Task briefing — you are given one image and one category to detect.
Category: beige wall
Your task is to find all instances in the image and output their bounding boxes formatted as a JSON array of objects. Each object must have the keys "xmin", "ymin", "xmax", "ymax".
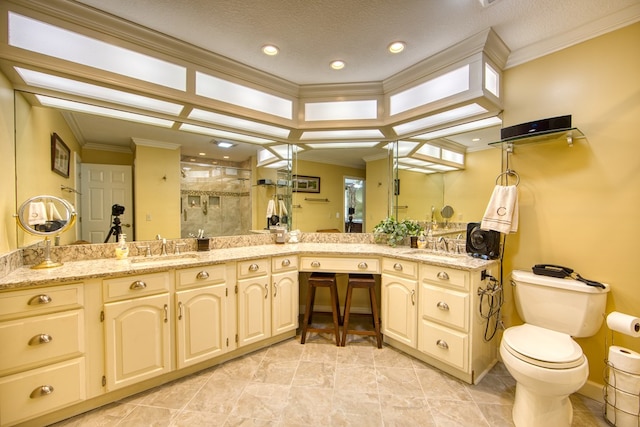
[
  {"xmin": 365, "ymin": 157, "xmax": 390, "ymax": 232},
  {"xmin": 133, "ymin": 144, "xmax": 181, "ymax": 240},
  {"xmin": 0, "ymin": 72, "xmax": 16, "ymax": 253},
  {"xmin": 500, "ymin": 22, "xmax": 640, "ymax": 385},
  {"xmin": 81, "ymin": 147, "xmax": 133, "ymax": 165}
]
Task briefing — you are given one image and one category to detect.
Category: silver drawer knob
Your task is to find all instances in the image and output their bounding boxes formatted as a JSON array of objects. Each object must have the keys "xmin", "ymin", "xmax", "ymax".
[
  {"xmin": 436, "ymin": 339, "xmax": 449, "ymax": 350},
  {"xmin": 30, "ymin": 385, "xmax": 54, "ymax": 398},
  {"xmin": 358, "ymin": 262, "xmax": 368, "ymax": 270},
  {"xmin": 28, "ymin": 294, "xmax": 52, "ymax": 305},
  {"xmin": 310, "ymin": 261, "xmax": 321, "ymax": 268},
  {"xmin": 436, "ymin": 271, "xmax": 450, "ymax": 280},
  {"xmin": 436, "ymin": 301, "xmax": 450, "ymax": 311},
  {"xmin": 393, "ymin": 263, "xmax": 403, "ymax": 271},
  {"xmin": 29, "ymin": 333, "xmax": 53, "ymax": 346},
  {"xmin": 196, "ymin": 270, "xmax": 210, "ymax": 280},
  {"xmin": 249, "ymin": 263, "xmax": 259, "ymax": 272},
  {"xmin": 130, "ymin": 280, "xmax": 147, "ymax": 290},
  {"xmin": 281, "ymin": 259, "xmax": 291, "ymax": 267}
]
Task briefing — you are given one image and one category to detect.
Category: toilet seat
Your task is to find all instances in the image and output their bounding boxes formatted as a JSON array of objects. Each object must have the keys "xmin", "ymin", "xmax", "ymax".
[{"xmin": 503, "ymin": 324, "xmax": 584, "ymax": 369}]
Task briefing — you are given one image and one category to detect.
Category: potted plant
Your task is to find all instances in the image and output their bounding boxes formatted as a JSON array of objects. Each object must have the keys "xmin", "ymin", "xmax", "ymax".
[
  {"xmin": 402, "ymin": 219, "xmax": 423, "ymax": 248},
  {"xmin": 373, "ymin": 217, "xmax": 422, "ymax": 247}
]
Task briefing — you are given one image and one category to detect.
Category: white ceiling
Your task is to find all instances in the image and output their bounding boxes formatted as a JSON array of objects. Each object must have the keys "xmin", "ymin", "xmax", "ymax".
[{"xmin": 24, "ymin": 0, "xmax": 640, "ymax": 168}]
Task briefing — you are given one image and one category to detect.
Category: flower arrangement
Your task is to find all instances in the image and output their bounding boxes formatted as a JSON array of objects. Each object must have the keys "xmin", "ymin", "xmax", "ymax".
[{"xmin": 373, "ymin": 217, "xmax": 423, "ymax": 247}]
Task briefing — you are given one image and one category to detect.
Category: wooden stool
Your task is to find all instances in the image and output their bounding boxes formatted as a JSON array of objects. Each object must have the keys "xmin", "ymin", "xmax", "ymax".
[
  {"xmin": 341, "ymin": 274, "xmax": 382, "ymax": 348},
  {"xmin": 300, "ymin": 272, "xmax": 341, "ymax": 346}
]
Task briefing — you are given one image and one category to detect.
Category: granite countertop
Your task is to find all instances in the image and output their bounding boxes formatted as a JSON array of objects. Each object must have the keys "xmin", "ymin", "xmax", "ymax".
[{"xmin": 0, "ymin": 243, "xmax": 496, "ymax": 291}]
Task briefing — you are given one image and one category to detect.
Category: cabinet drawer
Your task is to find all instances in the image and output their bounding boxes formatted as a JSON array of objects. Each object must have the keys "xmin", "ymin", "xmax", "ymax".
[
  {"xmin": 419, "ymin": 320, "xmax": 468, "ymax": 371},
  {"xmin": 176, "ymin": 264, "xmax": 226, "ymax": 288},
  {"xmin": 300, "ymin": 256, "xmax": 379, "ymax": 273},
  {"xmin": 0, "ymin": 309, "xmax": 84, "ymax": 375},
  {"xmin": 382, "ymin": 258, "xmax": 418, "ymax": 279},
  {"xmin": 103, "ymin": 272, "xmax": 170, "ymax": 302},
  {"xmin": 420, "ymin": 284, "xmax": 468, "ymax": 331},
  {"xmin": 237, "ymin": 258, "xmax": 269, "ymax": 279},
  {"xmin": 0, "ymin": 284, "xmax": 83, "ymax": 320},
  {"xmin": 272, "ymin": 255, "xmax": 298, "ymax": 273},
  {"xmin": 0, "ymin": 357, "xmax": 85, "ymax": 426},
  {"xmin": 420, "ymin": 265, "xmax": 468, "ymax": 290}
]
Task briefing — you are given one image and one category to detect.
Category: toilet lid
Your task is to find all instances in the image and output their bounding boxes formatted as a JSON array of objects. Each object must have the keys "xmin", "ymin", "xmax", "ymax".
[{"xmin": 503, "ymin": 324, "xmax": 584, "ymax": 369}]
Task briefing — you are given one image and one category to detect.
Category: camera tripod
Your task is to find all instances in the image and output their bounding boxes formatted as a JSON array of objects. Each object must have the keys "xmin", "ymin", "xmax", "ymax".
[{"xmin": 104, "ymin": 215, "xmax": 123, "ymax": 243}]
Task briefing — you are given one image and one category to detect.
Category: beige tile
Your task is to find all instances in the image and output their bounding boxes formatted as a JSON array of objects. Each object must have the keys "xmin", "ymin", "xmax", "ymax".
[
  {"xmin": 170, "ymin": 409, "xmax": 228, "ymax": 426},
  {"xmin": 185, "ymin": 378, "xmax": 248, "ymax": 414},
  {"xmin": 380, "ymin": 394, "xmax": 435, "ymax": 427},
  {"xmin": 329, "ymin": 410, "xmax": 384, "ymax": 426},
  {"xmin": 466, "ymin": 374, "xmax": 515, "ymax": 405},
  {"xmin": 223, "ymin": 416, "xmax": 281, "ymax": 426},
  {"xmin": 415, "ymin": 365, "xmax": 473, "ymax": 401},
  {"xmin": 336, "ymin": 344, "xmax": 376, "ymax": 365},
  {"xmin": 332, "ymin": 389, "xmax": 381, "ymax": 416},
  {"xmin": 475, "ymin": 403, "xmax": 515, "ymax": 427},
  {"xmin": 376, "ymin": 367, "xmax": 423, "ymax": 397},
  {"xmin": 118, "ymin": 405, "xmax": 178, "ymax": 427},
  {"xmin": 373, "ymin": 346, "xmax": 415, "ymax": 368},
  {"xmin": 139, "ymin": 378, "xmax": 202, "ymax": 410},
  {"xmin": 428, "ymin": 399, "xmax": 491, "ymax": 427},
  {"xmin": 571, "ymin": 409, "xmax": 610, "ymax": 427},
  {"xmin": 50, "ymin": 402, "xmax": 136, "ymax": 426},
  {"xmin": 292, "ymin": 360, "xmax": 336, "ymax": 388},
  {"xmin": 229, "ymin": 383, "xmax": 290, "ymax": 421},
  {"xmin": 280, "ymin": 386, "xmax": 334, "ymax": 426},
  {"xmin": 264, "ymin": 339, "xmax": 305, "ymax": 361},
  {"xmin": 213, "ymin": 352, "xmax": 267, "ymax": 381},
  {"xmin": 253, "ymin": 358, "xmax": 299, "ymax": 385},
  {"xmin": 335, "ymin": 364, "xmax": 378, "ymax": 394},
  {"xmin": 301, "ymin": 341, "xmax": 339, "ymax": 362}
]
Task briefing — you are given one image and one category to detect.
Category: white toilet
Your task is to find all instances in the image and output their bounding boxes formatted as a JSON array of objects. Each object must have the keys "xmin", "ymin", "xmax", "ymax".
[{"xmin": 500, "ymin": 270, "xmax": 609, "ymax": 427}]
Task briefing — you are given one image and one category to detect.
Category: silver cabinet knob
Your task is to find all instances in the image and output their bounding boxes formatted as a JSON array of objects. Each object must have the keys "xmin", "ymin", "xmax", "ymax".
[
  {"xmin": 393, "ymin": 263, "xmax": 403, "ymax": 271},
  {"xmin": 249, "ymin": 263, "xmax": 259, "ymax": 272},
  {"xmin": 130, "ymin": 280, "xmax": 147, "ymax": 290},
  {"xmin": 28, "ymin": 294, "xmax": 52, "ymax": 305},
  {"xmin": 358, "ymin": 262, "xmax": 368, "ymax": 270},
  {"xmin": 436, "ymin": 301, "xmax": 450, "ymax": 311},
  {"xmin": 310, "ymin": 261, "xmax": 321, "ymax": 268},
  {"xmin": 436, "ymin": 271, "xmax": 450, "ymax": 280},
  {"xmin": 281, "ymin": 258, "xmax": 291, "ymax": 267},
  {"xmin": 28, "ymin": 334, "xmax": 53, "ymax": 346},
  {"xmin": 196, "ymin": 270, "xmax": 209, "ymax": 280},
  {"xmin": 436, "ymin": 339, "xmax": 449, "ymax": 350},
  {"xmin": 30, "ymin": 385, "xmax": 54, "ymax": 398}
]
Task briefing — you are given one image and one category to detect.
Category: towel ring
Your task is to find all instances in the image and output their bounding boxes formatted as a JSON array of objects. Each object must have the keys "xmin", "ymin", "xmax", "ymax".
[{"xmin": 495, "ymin": 169, "xmax": 520, "ymax": 186}]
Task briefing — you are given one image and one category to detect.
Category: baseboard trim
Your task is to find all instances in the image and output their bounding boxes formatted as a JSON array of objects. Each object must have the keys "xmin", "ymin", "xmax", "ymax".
[{"xmin": 579, "ymin": 379, "xmax": 605, "ymax": 403}]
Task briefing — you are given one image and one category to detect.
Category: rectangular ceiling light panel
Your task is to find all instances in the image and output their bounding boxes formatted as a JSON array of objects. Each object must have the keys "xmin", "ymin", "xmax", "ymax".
[
  {"xmin": 195, "ymin": 72, "xmax": 292, "ymax": 120},
  {"xmin": 299, "ymin": 129, "xmax": 384, "ymax": 140},
  {"xmin": 9, "ymin": 13, "xmax": 186, "ymax": 90},
  {"xmin": 179, "ymin": 123, "xmax": 274, "ymax": 144},
  {"xmin": 441, "ymin": 149, "xmax": 465, "ymax": 164},
  {"xmin": 36, "ymin": 95, "xmax": 174, "ymax": 127},
  {"xmin": 484, "ymin": 63, "xmax": 499, "ymax": 97},
  {"xmin": 393, "ymin": 103, "xmax": 488, "ymax": 136},
  {"xmin": 305, "ymin": 100, "xmax": 377, "ymax": 121},
  {"xmin": 414, "ymin": 116, "xmax": 502, "ymax": 140},
  {"xmin": 390, "ymin": 65, "xmax": 470, "ymax": 116},
  {"xmin": 304, "ymin": 141, "xmax": 380, "ymax": 149},
  {"xmin": 189, "ymin": 108, "xmax": 290, "ymax": 138},
  {"xmin": 16, "ymin": 68, "xmax": 183, "ymax": 115}
]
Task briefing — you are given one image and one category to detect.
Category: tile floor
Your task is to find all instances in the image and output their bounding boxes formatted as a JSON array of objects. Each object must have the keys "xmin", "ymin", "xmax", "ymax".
[{"xmin": 51, "ymin": 324, "xmax": 609, "ymax": 426}]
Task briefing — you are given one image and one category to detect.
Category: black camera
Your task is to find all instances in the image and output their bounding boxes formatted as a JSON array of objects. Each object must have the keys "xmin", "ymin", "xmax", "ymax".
[{"xmin": 111, "ymin": 204, "xmax": 125, "ymax": 216}]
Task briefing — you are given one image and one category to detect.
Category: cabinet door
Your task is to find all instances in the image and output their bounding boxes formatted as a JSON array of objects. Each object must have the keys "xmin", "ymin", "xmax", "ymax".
[
  {"xmin": 175, "ymin": 285, "xmax": 227, "ymax": 369},
  {"xmin": 381, "ymin": 274, "xmax": 417, "ymax": 348},
  {"xmin": 237, "ymin": 277, "xmax": 271, "ymax": 347},
  {"xmin": 103, "ymin": 293, "xmax": 171, "ymax": 391},
  {"xmin": 272, "ymin": 270, "xmax": 299, "ymax": 335}
]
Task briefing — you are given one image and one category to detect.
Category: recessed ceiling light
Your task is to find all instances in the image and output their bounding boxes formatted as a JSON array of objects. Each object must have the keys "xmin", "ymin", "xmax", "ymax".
[
  {"xmin": 330, "ymin": 60, "xmax": 345, "ymax": 70},
  {"xmin": 216, "ymin": 141, "xmax": 234, "ymax": 148},
  {"xmin": 262, "ymin": 45, "xmax": 279, "ymax": 56},
  {"xmin": 198, "ymin": 152, "xmax": 206, "ymax": 156},
  {"xmin": 472, "ymin": 137, "xmax": 481, "ymax": 142},
  {"xmin": 388, "ymin": 41, "xmax": 406, "ymax": 54},
  {"xmin": 223, "ymin": 155, "xmax": 230, "ymax": 159}
]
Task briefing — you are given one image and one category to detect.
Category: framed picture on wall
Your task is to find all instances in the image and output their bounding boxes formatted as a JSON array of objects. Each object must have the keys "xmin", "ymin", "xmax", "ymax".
[
  {"xmin": 51, "ymin": 133, "xmax": 70, "ymax": 178},
  {"xmin": 292, "ymin": 175, "xmax": 320, "ymax": 193}
]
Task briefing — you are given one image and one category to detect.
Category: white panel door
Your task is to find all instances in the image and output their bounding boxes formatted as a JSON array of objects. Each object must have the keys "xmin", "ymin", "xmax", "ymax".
[{"xmin": 80, "ymin": 164, "xmax": 132, "ymax": 243}]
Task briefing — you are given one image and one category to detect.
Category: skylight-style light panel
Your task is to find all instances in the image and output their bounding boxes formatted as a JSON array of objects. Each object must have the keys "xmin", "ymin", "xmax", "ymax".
[
  {"xmin": 36, "ymin": 95, "xmax": 175, "ymax": 127},
  {"xmin": 442, "ymin": 149, "xmax": 465, "ymax": 164},
  {"xmin": 180, "ymin": 123, "xmax": 274, "ymax": 144},
  {"xmin": 304, "ymin": 141, "xmax": 380, "ymax": 149},
  {"xmin": 427, "ymin": 164, "xmax": 459, "ymax": 171},
  {"xmin": 189, "ymin": 108, "xmax": 290, "ymax": 138},
  {"xmin": 413, "ymin": 116, "xmax": 502, "ymax": 140},
  {"xmin": 382, "ymin": 141, "xmax": 419, "ymax": 156},
  {"xmin": 390, "ymin": 65, "xmax": 470, "ymax": 116},
  {"xmin": 16, "ymin": 68, "xmax": 184, "ymax": 116},
  {"xmin": 195, "ymin": 72, "xmax": 292, "ymax": 120},
  {"xmin": 408, "ymin": 168, "xmax": 438, "ymax": 174},
  {"xmin": 305, "ymin": 100, "xmax": 377, "ymax": 121},
  {"xmin": 416, "ymin": 143, "xmax": 441, "ymax": 158},
  {"xmin": 299, "ymin": 129, "xmax": 384, "ymax": 140},
  {"xmin": 398, "ymin": 157, "xmax": 436, "ymax": 167},
  {"xmin": 393, "ymin": 104, "xmax": 488, "ymax": 136},
  {"xmin": 9, "ymin": 13, "xmax": 186, "ymax": 90}
]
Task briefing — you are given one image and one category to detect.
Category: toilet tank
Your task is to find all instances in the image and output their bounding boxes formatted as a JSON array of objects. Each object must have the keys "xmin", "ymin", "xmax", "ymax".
[{"xmin": 512, "ymin": 270, "xmax": 610, "ymax": 337}]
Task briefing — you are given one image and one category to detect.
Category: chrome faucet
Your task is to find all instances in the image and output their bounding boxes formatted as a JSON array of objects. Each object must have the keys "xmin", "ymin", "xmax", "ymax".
[
  {"xmin": 437, "ymin": 236, "xmax": 450, "ymax": 252},
  {"xmin": 161, "ymin": 238, "xmax": 168, "ymax": 256},
  {"xmin": 136, "ymin": 244, "xmax": 151, "ymax": 257}
]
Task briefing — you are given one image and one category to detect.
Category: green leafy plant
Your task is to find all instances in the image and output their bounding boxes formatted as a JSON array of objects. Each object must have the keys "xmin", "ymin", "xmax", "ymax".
[{"xmin": 373, "ymin": 217, "xmax": 423, "ymax": 246}]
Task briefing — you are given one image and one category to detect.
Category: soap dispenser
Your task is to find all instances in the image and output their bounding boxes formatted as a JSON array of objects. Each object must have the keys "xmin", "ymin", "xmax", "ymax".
[
  {"xmin": 417, "ymin": 231, "xmax": 427, "ymax": 249},
  {"xmin": 115, "ymin": 234, "xmax": 129, "ymax": 259}
]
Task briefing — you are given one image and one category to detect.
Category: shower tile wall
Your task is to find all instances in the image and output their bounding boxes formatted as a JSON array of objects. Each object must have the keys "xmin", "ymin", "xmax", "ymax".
[{"xmin": 181, "ymin": 164, "xmax": 251, "ymax": 238}]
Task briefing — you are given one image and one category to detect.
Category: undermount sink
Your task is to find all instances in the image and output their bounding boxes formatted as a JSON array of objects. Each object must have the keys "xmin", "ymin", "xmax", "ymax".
[{"xmin": 129, "ymin": 253, "xmax": 200, "ymax": 265}]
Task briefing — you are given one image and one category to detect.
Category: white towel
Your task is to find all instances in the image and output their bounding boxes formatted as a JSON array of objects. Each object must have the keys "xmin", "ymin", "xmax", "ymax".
[
  {"xmin": 28, "ymin": 201, "xmax": 48, "ymax": 226},
  {"xmin": 481, "ymin": 185, "xmax": 519, "ymax": 234},
  {"xmin": 266, "ymin": 199, "xmax": 275, "ymax": 218},
  {"xmin": 47, "ymin": 202, "xmax": 63, "ymax": 220},
  {"xmin": 278, "ymin": 199, "xmax": 288, "ymax": 216}
]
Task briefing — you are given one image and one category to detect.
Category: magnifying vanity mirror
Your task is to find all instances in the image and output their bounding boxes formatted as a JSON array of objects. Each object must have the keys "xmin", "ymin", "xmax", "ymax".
[{"xmin": 16, "ymin": 195, "xmax": 77, "ymax": 268}]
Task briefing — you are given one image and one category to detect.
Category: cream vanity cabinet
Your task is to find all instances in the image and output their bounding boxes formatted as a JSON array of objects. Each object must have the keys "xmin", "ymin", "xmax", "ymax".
[
  {"xmin": 381, "ymin": 258, "xmax": 418, "ymax": 347},
  {"xmin": 271, "ymin": 255, "xmax": 299, "ymax": 335},
  {"xmin": 0, "ymin": 283, "xmax": 86, "ymax": 426},
  {"xmin": 102, "ymin": 272, "xmax": 171, "ymax": 391},
  {"xmin": 417, "ymin": 264, "xmax": 496, "ymax": 384},
  {"xmin": 175, "ymin": 263, "xmax": 234, "ymax": 369},
  {"xmin": 237, "ymin": 258, "xmax": 272, "ymax": 347}
]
